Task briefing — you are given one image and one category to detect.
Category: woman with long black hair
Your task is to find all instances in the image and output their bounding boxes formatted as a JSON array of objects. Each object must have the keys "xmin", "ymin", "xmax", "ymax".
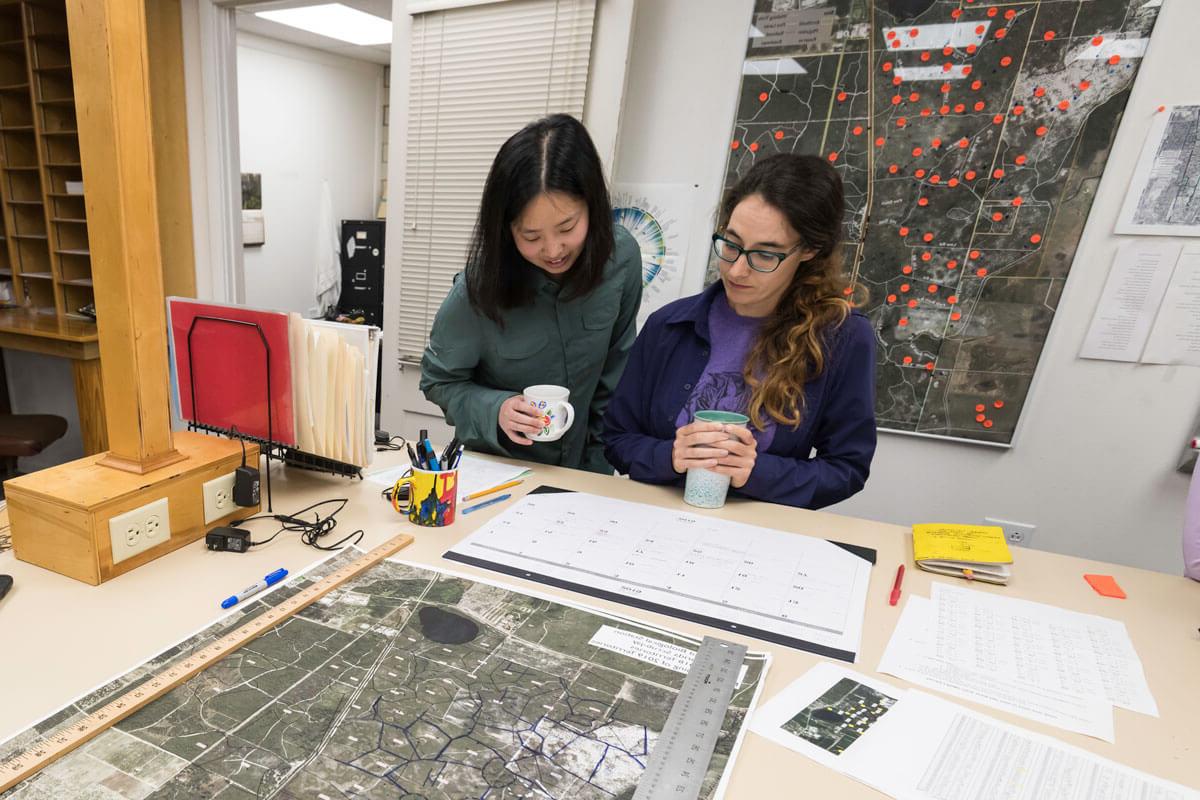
[{"xmin": 420, "ymin": 114, "xmax": 642, "ymax": 473}]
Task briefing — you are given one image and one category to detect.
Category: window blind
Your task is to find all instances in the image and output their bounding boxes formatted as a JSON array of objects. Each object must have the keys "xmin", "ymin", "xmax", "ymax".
[{"xmin": 396, "ymin": 0, "xmax": 596, "ymax": 361}]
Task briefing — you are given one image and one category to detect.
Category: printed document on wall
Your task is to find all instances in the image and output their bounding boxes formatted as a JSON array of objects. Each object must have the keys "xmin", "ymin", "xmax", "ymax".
[
  {"xmin": 1142, "ymin": 243, "xmax": 1200, "ymax": 365},
  {"xmin": 1116, "ymin": 105, "xmax": 1200, "ymax": 236},
  {"xmin": 1080, "ymin": 240, "xmax": 1180, "ymax": 361}
]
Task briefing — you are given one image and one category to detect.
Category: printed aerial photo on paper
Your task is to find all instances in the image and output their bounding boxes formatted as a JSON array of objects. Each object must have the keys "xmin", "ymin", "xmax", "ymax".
[
  {"xmin": 725, "ymin": 0, "xmax": 1161, "ymax": 444},
  {"xmin": 781, "ymin": 677, "xmax": 898, "ymax": 755},
  {"xmin": 1, "ymin": 553, "xmax": 766, "ymax": 799}
]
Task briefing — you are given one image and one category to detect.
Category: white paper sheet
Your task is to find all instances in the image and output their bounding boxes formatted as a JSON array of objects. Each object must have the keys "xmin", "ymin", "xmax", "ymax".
[
  {"xmin": 930, "ymin": 584, "xmax": 1157, "ymax": 716},
  {"xmin": 1116, "ymin": 105, "xmax": 1200, "ymax": 236},
  {"xmin": 1080, "ymin": 240, "xmax": 1181, "ymax": 362},
  {"xmin": 877, "ymin": 596, "xmax": 1114, "ymax": 741},
  {"xmin": 365, "ymin": 454, "xmax": 531, "ymax": 500},
  {"xmin": 750, "ymin": 665, "xmax": 1198, "ymax": 800},
  {"xmin": 1143, "ymin": 243, "xmax": 1200, "ymax": 365},
  {"xmin": 845, "ymin": 691, "xmax": 1198, "ymax": 800},
  {"xmin": 749, "ymin": 661, "xmax": 903, "ymax": 770},
  {"xmin": 445, "ymin": 490, "xmax": 874, "ymax": 660}
]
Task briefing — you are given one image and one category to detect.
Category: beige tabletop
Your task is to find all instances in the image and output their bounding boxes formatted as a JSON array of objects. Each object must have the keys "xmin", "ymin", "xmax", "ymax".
[{"xmin": 1, "ymin": 452, "xmax": 1198, "ymax": 796}]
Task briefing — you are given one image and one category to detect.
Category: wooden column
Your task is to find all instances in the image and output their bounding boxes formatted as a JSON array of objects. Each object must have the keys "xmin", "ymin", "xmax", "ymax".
[
  {"xmin": 70, "ymin": 358, "xmax": 108, "ymax": 454},
  {"xmin": 65, "ymin": 0, "xmax": 183, "ymax": 473},
  {"xmin": 145, "ymin": 0, "xmax": 197, "ymax": 300}
]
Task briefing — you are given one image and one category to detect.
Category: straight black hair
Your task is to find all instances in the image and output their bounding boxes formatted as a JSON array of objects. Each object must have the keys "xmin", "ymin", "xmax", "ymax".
[{"xmin": 465, "ymin": 114, "xmax": 614, "ymax": 323}]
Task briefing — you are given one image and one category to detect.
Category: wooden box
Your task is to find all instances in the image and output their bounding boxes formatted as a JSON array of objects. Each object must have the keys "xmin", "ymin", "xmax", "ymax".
[{"xmin": 5, "ymin": 431, "xmax": 261, "ymax": 585}]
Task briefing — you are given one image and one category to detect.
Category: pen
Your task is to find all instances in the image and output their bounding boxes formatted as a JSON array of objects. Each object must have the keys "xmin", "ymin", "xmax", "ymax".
[
  {"xmin": 220, "ymin": 568, "xmax": 288, "ymax": 609},
  {"xmin": 462, "ymin": 493, "xmax": 512, "ymax": 515},
  {"xmin": 450, "ymin": 444, "xmax": 465, "ymax": 469},
  {"xmin": 407, "ymin": 442, "xmax": 421, "ymax": 468},
  {"xmin": 889, "ymin": 564, "xmax": 905, "ymax": 606},
  {"xmin": 441, "ymin": 436, "xmax": 460, "ymax": 467},
  {"xmin": 463, "ymin": 479, "xmax": 523, "ymax": 502}
]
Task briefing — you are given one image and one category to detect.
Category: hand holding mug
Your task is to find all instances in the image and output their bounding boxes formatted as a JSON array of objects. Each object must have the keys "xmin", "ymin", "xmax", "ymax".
[
  {"xmin": 671, "ymin": 421, "xmax": 732, "ymax": 473},
  {"xmin": 710, "ymin": 425, "xmax": 757, "ymax": 489},
  {"xmin": 522, "ymin": 385, "xmax": 575, "ymax": 442},
  {"xmin": 499, "ymin": 394, "xmax": 542, "ymax": 446}
]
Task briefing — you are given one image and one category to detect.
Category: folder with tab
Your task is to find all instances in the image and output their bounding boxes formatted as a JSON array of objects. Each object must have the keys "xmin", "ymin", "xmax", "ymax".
[{"xmin": 912, "ymin": 523, "xmax": 1013, "ymax": 584}]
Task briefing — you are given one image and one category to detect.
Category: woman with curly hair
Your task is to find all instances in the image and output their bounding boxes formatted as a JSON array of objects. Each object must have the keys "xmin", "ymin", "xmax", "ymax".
[{"xmin": 602, "ymin": 153, "xmax": 876, "ymax": 508}]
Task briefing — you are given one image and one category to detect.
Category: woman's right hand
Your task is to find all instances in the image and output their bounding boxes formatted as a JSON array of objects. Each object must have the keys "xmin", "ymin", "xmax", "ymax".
[
  {"xmin": 671, "ymin": 421, "xmax": 731, "ymax": 473},
  {"xmin": 499, "ymin": 394, "xmax": 544, "ymax": 446}
]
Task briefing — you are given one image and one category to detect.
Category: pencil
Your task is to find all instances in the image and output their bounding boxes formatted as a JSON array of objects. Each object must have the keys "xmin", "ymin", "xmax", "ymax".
[
  {"xmin": 462, "ymin": 493, "xmax": 512, "ymax": 515},
  {"xmin": 462, "ymin": 479, "xmax": 524, "ymax": 502}
]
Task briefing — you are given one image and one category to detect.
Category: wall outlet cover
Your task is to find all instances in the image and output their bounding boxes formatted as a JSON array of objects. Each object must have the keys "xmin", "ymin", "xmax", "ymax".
[
  {"xmin": 109, "ymin": 497, "xmax": 171, "ymax": 564},
  {"xmin": 985, "ymin": 517, "xmax": 1037, "ymax": 547}
]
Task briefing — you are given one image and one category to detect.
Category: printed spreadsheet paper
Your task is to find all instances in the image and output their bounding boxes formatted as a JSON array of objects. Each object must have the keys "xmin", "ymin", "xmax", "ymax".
[
  {"xmin": 444, "ymin": 490, "xmax": 874, "ymax": 661},
  {"xmin": 750, "ymin": 665, "xmax": 1198, "ymax": 800},
  {"xmin": 926, "ymin": 584, "xmax": 1157, "ymax": 716},
  {"xmin": 878, "ymin": 596, "xmax": 1114, "ymax": 741}
]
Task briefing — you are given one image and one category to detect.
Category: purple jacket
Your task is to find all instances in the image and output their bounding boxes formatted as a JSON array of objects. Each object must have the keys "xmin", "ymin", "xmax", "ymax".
[
  {"xmin": 602, "ymin": 282, "xmax": 877, "ymax": 509},
  {"xmin": 1186, "ymin": 456, "xmax": 1200, "ymax": 580}
]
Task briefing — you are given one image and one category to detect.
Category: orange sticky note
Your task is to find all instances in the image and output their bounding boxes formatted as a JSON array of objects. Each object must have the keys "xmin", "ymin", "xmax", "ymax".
[{"xmin": 1084, "ymin": 574, "xmax": 1126, "ymax": 599}]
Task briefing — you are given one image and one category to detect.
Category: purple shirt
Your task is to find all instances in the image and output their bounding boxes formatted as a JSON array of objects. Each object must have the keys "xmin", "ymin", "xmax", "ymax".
[{"xmin": 675, "ymin": 293, "xmax": 776, "ymax": 450}]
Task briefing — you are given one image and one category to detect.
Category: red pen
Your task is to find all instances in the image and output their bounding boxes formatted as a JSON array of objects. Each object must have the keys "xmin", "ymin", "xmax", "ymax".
[{"xmin": 889, "ymin": 564, "xmax": 905, "ymax": 606}]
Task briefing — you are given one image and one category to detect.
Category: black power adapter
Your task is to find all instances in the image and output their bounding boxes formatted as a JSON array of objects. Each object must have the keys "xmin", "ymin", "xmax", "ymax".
[
  {"xmin": 229, "ymin": 427, "xmax": 260, "ymax": 508},
  {"xmin": 234, "ymin": 465, "xmax": 260, "ymax": 507},
  {"xmin": 206, "ymin": 527, "xmax": 250, "ymax": 553}
]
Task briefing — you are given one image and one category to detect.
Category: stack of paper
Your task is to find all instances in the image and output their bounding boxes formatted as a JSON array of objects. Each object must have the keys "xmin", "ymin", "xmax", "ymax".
[
  {"xmin": 288, "ymin": 314, "xmax": 379, "ymax": 468},
  {"xmin": 877, "ymin": 584, "xmax": 1157, "ymax": 741},
  {"xmin": 751, "ymin": 663, "xmax": 1197, "ymax": 800}
]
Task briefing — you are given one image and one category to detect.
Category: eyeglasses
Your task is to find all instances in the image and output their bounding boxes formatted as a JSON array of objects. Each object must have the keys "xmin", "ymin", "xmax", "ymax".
[{"xmin": 711, "ymin": 233, "xmax": 804, "ymax": 274}]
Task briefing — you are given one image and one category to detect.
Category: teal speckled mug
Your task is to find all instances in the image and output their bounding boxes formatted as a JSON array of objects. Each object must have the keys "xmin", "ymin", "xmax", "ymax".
[{"xmin": 683, "ymin": 410, "xmax": 750, "ymax": 509}]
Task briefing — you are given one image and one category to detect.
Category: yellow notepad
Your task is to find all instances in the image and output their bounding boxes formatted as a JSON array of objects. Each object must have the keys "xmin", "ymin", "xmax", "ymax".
[{"xmin": 912, "ymin": 524, "xmax": 1013, "ymax": 584}]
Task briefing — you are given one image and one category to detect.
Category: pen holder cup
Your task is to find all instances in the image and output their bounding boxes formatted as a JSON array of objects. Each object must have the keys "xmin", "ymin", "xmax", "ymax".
[{"xmin": 392, "ymin": 467, "xmax": 459, "ymax": 527}]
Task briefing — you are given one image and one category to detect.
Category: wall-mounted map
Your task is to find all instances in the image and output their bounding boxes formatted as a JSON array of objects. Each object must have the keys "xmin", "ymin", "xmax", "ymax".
[{"xmin": 723, "ymin": 0, "xmax": 1160, "ymax": 445}]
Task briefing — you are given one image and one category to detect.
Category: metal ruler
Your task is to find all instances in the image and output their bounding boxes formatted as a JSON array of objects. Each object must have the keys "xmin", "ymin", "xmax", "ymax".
[
  {"xmin": 634, "ymin": 636, "xmax": 748, "ymax": 800},
  {"xmin": 0, "ymin": 533, "xmax": 414, "ymax": 793}
]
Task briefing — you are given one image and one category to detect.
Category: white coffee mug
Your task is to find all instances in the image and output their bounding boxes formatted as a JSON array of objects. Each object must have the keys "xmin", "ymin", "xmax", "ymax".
[{"xmin": 523, "ymin": 384, "xmax": 575, "ymax": 442}]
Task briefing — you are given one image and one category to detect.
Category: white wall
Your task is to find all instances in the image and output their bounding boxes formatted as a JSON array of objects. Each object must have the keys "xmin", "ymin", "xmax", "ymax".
[
  {"xmin": 237, "ymin": 32, "xmax": 384, "ymax": 316},
  {"xmin": 614, "ymin": 0, "xmax": 1199, "ymax": 575}
]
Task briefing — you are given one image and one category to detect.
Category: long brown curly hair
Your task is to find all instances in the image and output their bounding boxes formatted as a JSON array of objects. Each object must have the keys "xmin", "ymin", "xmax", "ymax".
[{"xmin": 718, "ymin": 154, "xmax": 851, "ymax": 431}]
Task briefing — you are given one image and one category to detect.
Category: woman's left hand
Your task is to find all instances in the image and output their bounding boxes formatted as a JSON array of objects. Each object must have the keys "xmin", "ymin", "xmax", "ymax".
[{"xmin": 712, "ymin": 425, "xmax": 758, "ymax": 489}]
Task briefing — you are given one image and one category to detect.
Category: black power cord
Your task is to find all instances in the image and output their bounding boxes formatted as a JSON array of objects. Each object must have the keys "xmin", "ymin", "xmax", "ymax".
[{"xmin": 231, "ymin": 498, "xmax": 363, "ymax": 551}]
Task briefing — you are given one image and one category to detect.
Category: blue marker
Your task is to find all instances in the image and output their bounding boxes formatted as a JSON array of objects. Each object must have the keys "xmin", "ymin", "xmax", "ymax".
[
  {"xmin": 220, "ymin": 568, "xmax": 288, "ymax": 609},
  {"xmin": 462, "ymin": 493, "xmax": 512, "ymax": 515},
  {"xmin": 422, "ymin": 436, "xmax": 441, "ymax": 470}
]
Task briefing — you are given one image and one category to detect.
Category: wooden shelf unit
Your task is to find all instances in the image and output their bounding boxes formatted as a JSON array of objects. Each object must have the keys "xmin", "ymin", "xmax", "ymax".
[{"xmin": 0, "ymin": 0, "xmax": 90, "ymax": 321}]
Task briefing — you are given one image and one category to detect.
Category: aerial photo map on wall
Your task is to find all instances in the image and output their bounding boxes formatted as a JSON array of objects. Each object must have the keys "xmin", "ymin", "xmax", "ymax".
[{"xmin": 724, "ymin": 0, "xmax": 1161, "ymax": 444}]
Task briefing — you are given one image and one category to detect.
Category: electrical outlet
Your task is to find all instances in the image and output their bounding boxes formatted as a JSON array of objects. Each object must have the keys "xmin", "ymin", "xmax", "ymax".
[
  {"xmin": 109, "ymin": 498, "xmax": 171, "ymax": 564},
  {"xmin": 985, "ymin": 517, "xmax": 1037, "ymax": 547},
  {"xmin": 203, "ymin": 472, "xmax": 238, "ymax": 524}
]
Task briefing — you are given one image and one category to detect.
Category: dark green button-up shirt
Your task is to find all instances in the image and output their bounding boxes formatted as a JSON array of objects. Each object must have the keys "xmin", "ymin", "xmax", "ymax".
[{"xmin": 419, "ymin": 224, "xmax": 643, "ymax": 473}]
